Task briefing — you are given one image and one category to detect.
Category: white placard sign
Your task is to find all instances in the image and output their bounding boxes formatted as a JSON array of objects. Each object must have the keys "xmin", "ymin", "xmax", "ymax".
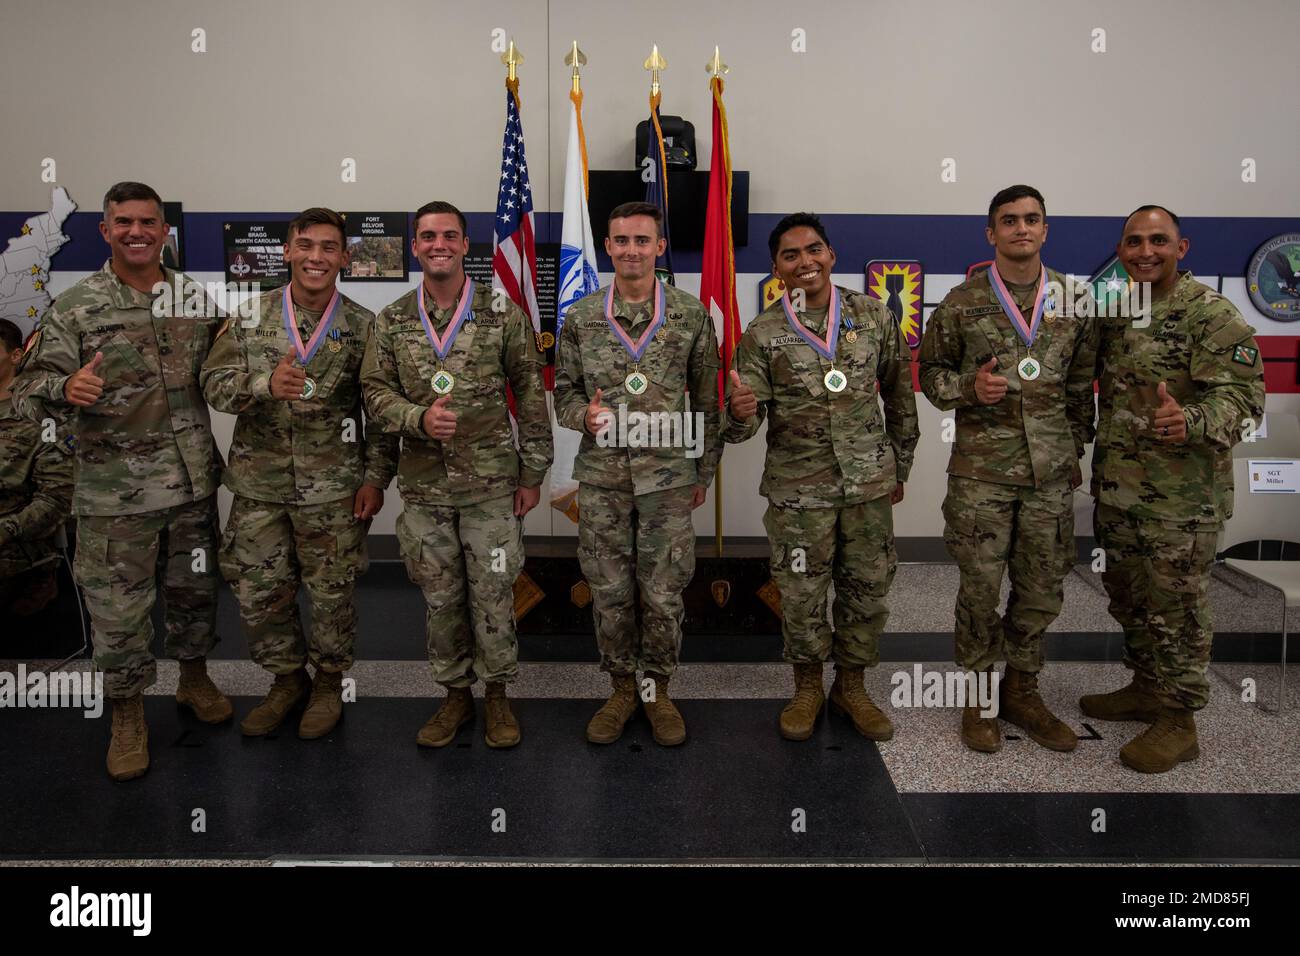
[{"xmin": 1247, "ymin": 459, "xmax": 1300, "ymax": 494}]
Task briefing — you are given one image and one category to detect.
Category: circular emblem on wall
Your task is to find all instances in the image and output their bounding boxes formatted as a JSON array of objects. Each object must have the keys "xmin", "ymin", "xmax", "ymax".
[{"xmin": 1246, "ymin": 232, "xmax": 1300, "ymax": 321}]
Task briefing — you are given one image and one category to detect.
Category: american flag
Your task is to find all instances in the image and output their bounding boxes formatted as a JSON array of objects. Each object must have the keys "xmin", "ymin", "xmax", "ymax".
[{"xmin": 493, "ymin": 84, "xmax": 540, "ymax": 331}]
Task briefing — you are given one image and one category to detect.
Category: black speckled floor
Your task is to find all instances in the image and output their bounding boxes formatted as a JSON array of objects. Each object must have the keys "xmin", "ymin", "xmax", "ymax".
[{"xmin": 2, "ymin": 696, "xmax": 1297, "ymax": 863}]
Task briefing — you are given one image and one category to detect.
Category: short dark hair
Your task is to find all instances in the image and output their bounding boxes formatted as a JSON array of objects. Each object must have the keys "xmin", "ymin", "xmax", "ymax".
[
  {"xmin": 768, "ymin": 212, "xmax": 831, "ymax": 260},
  {"xmin": 412, "ymin": 201, "xmax": 468, "ymax": 239},
  {"xmin": 102, "ymin": 181, "xmax": 164, "ymax": 218},
  {"xmin": 1124, "ymin": 204, "xmax": 1181, "ymax": 231},
  {"xmin": 287, "ymin": 207, "xmax": 346, "ymax": 244},
  {"xmin": 0, "ymin": 318, "xmax": 22, "ymax": 352},
  {"xmin": 608, "ymin": 201, "xmax": 663, "ymax": 239},
  {"xmin": 987, "ymin": 185, "xmax": 1046, "ymax": 228}
]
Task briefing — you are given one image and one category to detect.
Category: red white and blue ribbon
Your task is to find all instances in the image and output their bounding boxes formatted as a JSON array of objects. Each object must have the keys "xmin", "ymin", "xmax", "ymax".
[
  {"xmin": 988, "ymin": 262, "xmax": 1047, "ymax": 348},
  {"xmin": 281, "ymin": 285, "xmax": 341, "ymax": 365},
  {"xmin": 416, "ymin": 276, "xmax": 475, "ymax": 360},
  {"xmin": 603, "ymin": 280, "xmax": 665, "ymax": 363},
  {"xmin": 781, "ymin": 285, "xmax": 841, "ymax": 361}
]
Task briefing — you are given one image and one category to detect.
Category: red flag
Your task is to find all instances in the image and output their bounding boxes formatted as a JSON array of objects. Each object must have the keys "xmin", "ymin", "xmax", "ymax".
[{"xmin": 699, "ymin": 75, "xmax": 741, "ymax": 407}]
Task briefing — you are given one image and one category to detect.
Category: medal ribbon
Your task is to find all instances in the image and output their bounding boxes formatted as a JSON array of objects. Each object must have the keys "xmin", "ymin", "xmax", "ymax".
[
  {"xmin": 417, "ymin": 276, "xmax": 474, "ymax": 361},
  {"xmin": 604, "ymin": 280, "xmax": 665, "ymax": 363},
  {"xmin": 988, "ymin": 262, "xmax": 1047, "ymax": 348},
  {"xmin": 781, "ymin": 285, "xmax": 841, "ymax": 361},
  {"xmin": 281, "ymin": 285, "xmax": 341, "ymax": 365}
]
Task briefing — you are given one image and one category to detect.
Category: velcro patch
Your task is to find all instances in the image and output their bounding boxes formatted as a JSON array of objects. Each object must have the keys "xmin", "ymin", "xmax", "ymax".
[{"xmin": 1232, "ymin": 344, "xmax": 1258, "ymax": 366}]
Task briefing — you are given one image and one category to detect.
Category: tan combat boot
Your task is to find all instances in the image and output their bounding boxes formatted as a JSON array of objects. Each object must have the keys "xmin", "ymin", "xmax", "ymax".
[
  {"xmin": 828, "ymin": 665, "xmax": 894, "ymax": 741},
  {"xmin": 960, "ymin": 668, "xmax": 1002, "ymax": 753},
  {"xmin": 416, "ymin": 686, "xmax": 475, "ymax": 748},
  {"xmin": 779, "ymin": 662, "xmax": 826, "ymax": 741},
  {"xmin": 298, "ymin": 669, "xmax": 345, "ymax": 739},
  {"xmin": 999, "ymin": 665, "xmax": 1077, "ymax": 752},
  {"xmin": 1080, "ymin": 671, "xmax": 1161, "ymax": 724},
  {"xmin": 586, "ymin": 673, "xmax": 638, "ymax": 744},
  {"xmin": 1120, "ymin": 705, "xmax": 1199, "ymax": 773},
  {"xmin": 484, "ymin": 682, "xmax": 520, "ymax": 749},
  {"xmin": 643, "ymin": 672, "xmax": 686, "ymax": 746},
  {"xmin": 241, "ymin": 668, "xmax": 311, "ymax": 736},
  {"xmin": 106, "ymin": 693, "xmax": 149, "ymax": 781},
  {"xmin": 175, "ymin": 657, "xmax": 233, "ymax": 724}
]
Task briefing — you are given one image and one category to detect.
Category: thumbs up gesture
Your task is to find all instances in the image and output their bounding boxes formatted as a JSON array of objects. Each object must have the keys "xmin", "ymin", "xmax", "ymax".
[
  {"xmin": 1152, "ymin": 381, "xmax": 1187, "ymax": 443},
  {"xmin": 64, "ymin": 352, "xmax": 105, "ymax": 406},
  {"xmin": 728, "ymin": 368, "xmax": 757, "ymax": 420},
  {"xmin": 585, "ymin": 387, "xmax": 612, "ymax": 437},
  {"xmin": 422, "ymin": 393, "xmax": 457, "ymax": 440},
  {"xmin": 270, "ymin": 346, "xmax": 307, "ymax": 401},
  {"xmin": 974, "ymin": 356, "xmax": 1008, "ymax": 405}
]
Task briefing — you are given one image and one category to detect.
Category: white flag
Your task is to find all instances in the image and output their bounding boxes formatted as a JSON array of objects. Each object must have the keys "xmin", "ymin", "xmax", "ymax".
[{"xmin": 551, "ymin": 89, "xmax": 600, "ymax": 521}]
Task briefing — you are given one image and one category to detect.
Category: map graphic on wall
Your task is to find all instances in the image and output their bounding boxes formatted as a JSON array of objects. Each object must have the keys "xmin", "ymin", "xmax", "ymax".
[{"xmin": 0, "ymin": 187, "xmax": 76, "ymax": 337}]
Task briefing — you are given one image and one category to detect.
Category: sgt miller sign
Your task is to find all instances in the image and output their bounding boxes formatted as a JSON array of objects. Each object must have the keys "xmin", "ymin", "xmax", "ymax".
[{"xmin": 1247, "ymin": 460, "xmax": 1300, "ymax": 494}]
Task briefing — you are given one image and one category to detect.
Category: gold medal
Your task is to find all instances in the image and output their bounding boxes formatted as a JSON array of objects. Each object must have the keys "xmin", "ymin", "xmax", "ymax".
[
  {"xmin": 431, "ymin": 370, "xmax": 455, "ymax": 395},
  {"xmin": 625, "ymin": 369, "xmax": 648, "ymax": 395},
  {"xmin": 845, "ymin": 329, "xmax": 858, "ymax": 344},
  {"xmin": 328, "ymin": 339, "xmax": 342, "ymax": 353}
]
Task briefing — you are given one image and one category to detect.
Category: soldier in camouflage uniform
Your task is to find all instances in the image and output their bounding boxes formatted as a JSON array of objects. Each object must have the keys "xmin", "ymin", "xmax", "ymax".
[
  {"xmin": 723, "ymin": 213, "xmax": 918, "ymax": 742},
  {"xmin": 1083, "ymin": 205, "xmax": 1265, "ymax": 773},
  {"xmin": 554, "ymin": 202, "xmax": 721, "ymax": 747},
  {"xmin": 919, "ymin": 185, "xmax": 1098, "ymax": 755},
  {"xmin": 202, "ymin": 208, "xmax": 399, "ymax": 740},
  {"xmin": 0, "ymin": 319, "xmax": 73, "ymax": 617},
  {"xmin": 361, "ymin": 201, "xmax": 552, "ymax": 749},
  {"xmin": 13, "ymin": 182, "xmax": 232, "ymax": 781}
]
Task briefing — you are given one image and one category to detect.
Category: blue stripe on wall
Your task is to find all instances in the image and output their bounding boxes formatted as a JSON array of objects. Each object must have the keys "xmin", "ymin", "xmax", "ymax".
[{"xmin": 4, "ymin": 210, "xmax": 1296, "ymax": 280}]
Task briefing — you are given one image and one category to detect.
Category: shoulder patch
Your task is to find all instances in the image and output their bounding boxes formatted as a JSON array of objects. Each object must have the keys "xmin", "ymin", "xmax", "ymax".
[
  {"xmin": 1232, "ymin": 344, "xmax": 1259, "ymax": 366},
  {"xmin": 534, "ymin": 331, "xmax": 546, "ymax": 353}
]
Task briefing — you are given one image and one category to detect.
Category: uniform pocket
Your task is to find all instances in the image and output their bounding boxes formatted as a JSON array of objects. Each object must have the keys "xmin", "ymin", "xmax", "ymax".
[{"xmin": 72, "ymin": 523, "xmax": 110, "ymax": 586}]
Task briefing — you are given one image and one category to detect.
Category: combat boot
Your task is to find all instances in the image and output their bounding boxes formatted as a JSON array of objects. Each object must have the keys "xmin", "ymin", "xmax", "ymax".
[
  {"xmin": 828, "ymin": 665, "xmax": 893, "ymax": 741},
  {"xmin": 1120, "ymin": 705, "xmax": 1199, "ymax": 774},
  {"xmin": 1080, "ymin": 671, "xmax": 1161, "ymax": 724},
  {"xmin": 484, "ymin": 682, "xmax": 521, "ymax": 748},
  {"xmin": 586, "ymin": 673, "xmax": 639, "ymax": 744},
  {"xmin": 176, "ymin": 657, "xmax": 233, "ymax": 724},
  {"xmin": 999, "ymin": 665, "xmax": 1077, "ymax": 752},
  {"xmin": 298, "ymin": 669, "xmax": 344, "ymax": 739},
  {"xmin": 416, "ymin": 686, "xmax": 474, "ymax": 748},
  {"xmin": 959, "ymin": 667, "xmax": 1001, "ymax": 753},
  {"xmin": 107, "ymin": 693, "xmax": 149, "ymax": 781},
  {"xmin": 241, "ymin": 668, "xmax": 311, "ymax": 736},
  {"xmin": 642, "ymin": 672, "xmax": 686, "ymax": 746},
  {"xmin": 779, "ymin": 662, "xmax": 826, "ymax": 741}
]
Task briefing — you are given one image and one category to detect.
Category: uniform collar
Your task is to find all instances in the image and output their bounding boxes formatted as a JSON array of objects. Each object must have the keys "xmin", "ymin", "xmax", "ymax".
[{"xmin": 96, "ymin": 258, "xmax": 177, "ymax": 310}]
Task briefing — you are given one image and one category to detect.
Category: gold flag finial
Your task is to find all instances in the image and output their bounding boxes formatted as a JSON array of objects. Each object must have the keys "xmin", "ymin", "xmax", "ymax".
[
  {"xmin": 501, "ymin": 39, "xmax": 524, "ymax": 82},
  {"xmin": 565, "ymin": 40, "xmax": 587, "ymax": 94},
  {"xmin": 706, "ymin": 45, "xmax": 728, "ymax": 78},
  {"xmin": 644, "ymin": 43, "xmax": 666, "ymax": 98}
]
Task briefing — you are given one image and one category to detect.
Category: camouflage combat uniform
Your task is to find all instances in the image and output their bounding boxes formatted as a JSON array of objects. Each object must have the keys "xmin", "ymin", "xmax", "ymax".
[
  {"xmin": 919, "ymin": 268, "xmax": 1098, "ymax": 672},
  {"xmin": 361, "ymin": 280, "xmax": 552, "ymax": 688},
  {"xmin": 13, "ymin": 261, "xmax": 222, "ymax": 697},
  {"xmin": 1092, "ymin": 271, "xmax": 1265, "ymax": 710},
  {"xmin": 201, "ymin": 289, "xmax": 399, "ymax": 675},
  {"xmin": 0, "ymin": 393, "xmax": 74, "ymax": 606},
  {"xmin": 553, "ymin": 283, "xmax": 721, "ymax": 677},
  {"xmin": 721, "ymin": 287, "xmax": 918, "ymax": 667}
]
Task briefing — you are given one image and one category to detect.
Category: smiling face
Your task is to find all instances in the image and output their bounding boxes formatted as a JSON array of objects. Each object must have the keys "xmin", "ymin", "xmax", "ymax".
[
  {"xmin": 99, "ymin": 199, "xmax": 167, "ymax": 272},
  {"xmin": 986, "ymin": 196, "xmax": 1048, "ymax": 263},
  {"xmin": 412, "ymin": 212, "xmax": 469, "ymax": 282},
  {"xmin": 285, "ymin": 222, "xmax": 348, "ymax": 298},
  {"xmin": 1118, "ymin": 208, "xmax": 1188, "ymax": 295},
  {"xmin": 772, "ymin": 225, "xmax": 837, "ymax": 304},
  {"xmin": 605, "ymin": 214, "xmax": 665, "ymax": 286}
]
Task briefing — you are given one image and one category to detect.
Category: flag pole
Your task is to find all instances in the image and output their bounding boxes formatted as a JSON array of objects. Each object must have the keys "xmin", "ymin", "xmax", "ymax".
[{"xmin": 707, "ymin": 47, "xmax": 731, "ymax": 559}]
